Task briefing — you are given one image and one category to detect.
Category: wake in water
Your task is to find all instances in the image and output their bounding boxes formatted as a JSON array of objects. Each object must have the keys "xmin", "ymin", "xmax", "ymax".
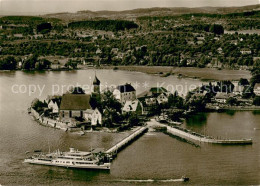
[{"xmin": 117, "ymin": 178, "xmax": 188, "ymax": 183}]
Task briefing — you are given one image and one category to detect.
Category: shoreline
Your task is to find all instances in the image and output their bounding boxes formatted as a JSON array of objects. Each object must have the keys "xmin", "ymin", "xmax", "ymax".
[
  {"xmin": 1, "ymin": 66, "xmax": 251, "ymax": 81},
  {"xmin": 91, "ymin": 66, "xmax": 252, "ymax": 81}
]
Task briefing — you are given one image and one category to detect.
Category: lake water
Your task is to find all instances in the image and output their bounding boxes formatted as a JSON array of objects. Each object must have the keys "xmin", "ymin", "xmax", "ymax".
[{"xmin": 0, "ymin": 70, "xmax": 259, "ymax": 185}]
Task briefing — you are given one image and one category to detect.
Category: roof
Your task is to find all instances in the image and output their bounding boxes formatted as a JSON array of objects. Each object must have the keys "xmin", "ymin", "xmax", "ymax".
[
  {"xmin": 60, "ymin": 94, "xmax": 92, "ymax": 110},
  {"xmin": 123, "ymin": 100, "xmax": 140, "ymax": 112},
  {"xmin": 215, "ymin": 92, "xmax": 234, "ymax": 99},
  {"xmin": 116, "ymin": 84, "xmax": 135, "ymax": 93},
  {"xmin": 93, "ymin": 75, "xmax": 100, "ymax": 85},
  {"xmin": 137, "ymin": 87, "xmax": 167, "ymax": 98},
  {"xmin": 254, "ymin": 83, "xmax": 260, "ymax": 90}
]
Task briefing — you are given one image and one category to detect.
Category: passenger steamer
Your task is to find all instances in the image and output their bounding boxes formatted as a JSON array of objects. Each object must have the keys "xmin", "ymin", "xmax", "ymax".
[{"xmin": 24, "ymin": 148, "xmax": 110, "ymax": 170}]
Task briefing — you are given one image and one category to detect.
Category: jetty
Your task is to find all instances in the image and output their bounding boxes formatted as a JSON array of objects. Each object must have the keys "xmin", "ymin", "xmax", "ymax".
[
  {"xmin": 105, "ymin": 126, "xmax": 148, "ymax": 158},
  {"xmin": 149, "ymin": 119, "xmax": 253, "ymax": 145}
]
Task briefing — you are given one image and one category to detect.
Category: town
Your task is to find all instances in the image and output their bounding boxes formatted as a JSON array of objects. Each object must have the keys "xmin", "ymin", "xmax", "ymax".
[
  {"xmin": 29, "ymin": 73, "xmax": 260, "ymax": 133},
  {"xmin": 0, "ymin": 7, "xmax": 260, "ymax": 72}
]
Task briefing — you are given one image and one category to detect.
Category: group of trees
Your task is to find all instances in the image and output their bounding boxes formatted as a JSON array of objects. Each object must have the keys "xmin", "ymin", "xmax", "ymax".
[
  {"xmin": 22, "ymin": 55, "xmax": 51, "ymax": 70},
  {"xmin": 68, "ymin": 20, "xmax": 138, "ymax": 31},
  {"xmin": 31, "ymin": 99, "xmax": 48, "ymax": 114},
  {"xmin": 0, "ymin": 56, "xmax": 17, "ymax": 70}
]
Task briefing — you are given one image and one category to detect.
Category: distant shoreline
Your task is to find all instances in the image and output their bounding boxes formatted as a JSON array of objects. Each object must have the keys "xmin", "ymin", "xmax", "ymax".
[
  {"xmin": 98, "ymin": 66, "xmax": 252, "ymax": 81},
  {"xmin": 0, "ymin": 66, "xmax": 252, "ymax": 81}
]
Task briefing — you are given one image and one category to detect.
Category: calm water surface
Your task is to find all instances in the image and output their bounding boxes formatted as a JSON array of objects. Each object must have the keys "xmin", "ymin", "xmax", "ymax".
[{"xmin": 0, "ymin": 70, "xmax": 259, "ymax": 185}]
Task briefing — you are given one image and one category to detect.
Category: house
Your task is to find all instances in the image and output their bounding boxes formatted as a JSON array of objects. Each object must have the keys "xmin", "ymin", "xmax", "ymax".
[
  {"xmin": 111, "ymin": 48, "xmax": 119, "ymax": 54},
  {"xmin": 210, "ymin": 57, "xmax": 222, "ymax": 68},
  {"xmin": 113, "ymin": 84, "xmax": 136, "ymax": 104},
  {"xmin": 217, "ymin": 47, "xmax": 223, "ymax": 54},
  {"xmin": 96, "ymin": 48, "xmax": 102, "ymax": 55},
  {"xmin": 137, "ymin": 87, "xmax": 170, "ymax": 115},
  {"xmin": 48, "ymin": 100, "xmax": 59, "ymax": 113},
  {"xmin": 138, "ymin": 97, "xmax": 157, "ymax": 115},
  {"xmin": 157, "ymin": 93, "xmax": 169, "ymax": 104},
  {"xmin": 13, "ymin": 34, "xmax": 23, "ymax": 38},
  {"xmin": 230, "ymin": 40, "xmax": 238, "ymax": 45},
  {"xmin": 138, "ymin": 87, "xmax": 166, "ymax": 98},
  {"xmin": 214, "ymin": 92, "xmax": 235, "ymax": 103},
  {"xmin": 215, "ymin": 92, "xmax": 229, "ymax": 103},
  {"xmin": 232, "ymin": 82, "xmax": 244, "ymax": 95},
  {"xmin": 145, "ymin": 97, "xmax": 157, "ymax": 106},
  {"xmin": 254, "ymin": 83, "xmax": 260, "ymax": 96},
  {"xmin": 59, "ymin": 94, "xmax": 99, "ymax": 126},
  {"xmin": 84, "ymin": 108, "xmax": 102, "ymax": 126},
  {"xmin": 122, "ymin": 100, "xmax": 143, "ymax": 115},
  {"xmin": 240, "ymin": 48, "xmax": 252, "ymax": 55}
]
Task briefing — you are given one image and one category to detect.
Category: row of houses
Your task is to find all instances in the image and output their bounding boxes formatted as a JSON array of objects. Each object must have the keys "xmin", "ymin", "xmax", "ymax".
[{"xmin": 45, "ymin": 75, "xmax": 173, "ymax": 127}]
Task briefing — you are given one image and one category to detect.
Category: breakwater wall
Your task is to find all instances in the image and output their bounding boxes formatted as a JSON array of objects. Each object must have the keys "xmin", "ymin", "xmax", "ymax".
[
  {"xmin": 30, "ymin": 108, "xmax": 69, "ymax": 131},
  {"xmin": 166, "ymin": 125, "xmax": 253, "ymax": 145}
]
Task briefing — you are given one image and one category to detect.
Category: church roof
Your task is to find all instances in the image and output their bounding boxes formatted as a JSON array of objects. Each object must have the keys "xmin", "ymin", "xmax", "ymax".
[
  {"xmin": 116, "ymin": 84, "xmax": 135, "ymax": 93},
  {"xmin": 60, "ymin": 94, "xmax": 92, "ymax": 110}
]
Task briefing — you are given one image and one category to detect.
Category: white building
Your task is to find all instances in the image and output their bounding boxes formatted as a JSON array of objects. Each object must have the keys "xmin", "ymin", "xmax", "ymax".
[
  {"xmin": 254, "ymin": 83, "xmax": 260, "ymax": 96},
  {"xmin": 48, "ymin": 100, "xmax": 59, "ymax": 113},
  {"xmin": 122, "ymin": 100, "xmax": 143, "ymax": 115},
  {"xmin": 215, "ymin": 92, "xmax": 229, "ymax": 103},
  {"xmin": 84, "ymin": 108, "xmax": 102, "ymax": 126},
  {"xmin": 157, "ymin": 93, "xmax": 169, "ymax": 104},
  {"xmin": 113, "ymin": 84, "xmax": 136, "ymax": 104},
  {"xmin": 240, "ymin": 48, "xmax": 252, "ymax": 55}
]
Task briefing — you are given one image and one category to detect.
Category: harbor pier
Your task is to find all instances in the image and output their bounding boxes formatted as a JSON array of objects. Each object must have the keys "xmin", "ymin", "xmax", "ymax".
[
  {"xmin": 148, "ymin": 119, "xmax": 253, "ymax": 145},
  {"xmin": 105, "ymin": 126, "xmax": 148, "ymax": 158}
]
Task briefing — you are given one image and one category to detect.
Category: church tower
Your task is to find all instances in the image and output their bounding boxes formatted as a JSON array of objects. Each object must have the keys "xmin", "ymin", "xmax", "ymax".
[{"xmin": 93, "ymin": 75, "xmax": 100, "ymax": 94}]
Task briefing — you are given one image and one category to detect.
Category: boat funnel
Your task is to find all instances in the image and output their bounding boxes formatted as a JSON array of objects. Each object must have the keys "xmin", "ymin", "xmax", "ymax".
[{"xmin": 70, "ymin": 148, "xmax": 75, "ymax": 153}]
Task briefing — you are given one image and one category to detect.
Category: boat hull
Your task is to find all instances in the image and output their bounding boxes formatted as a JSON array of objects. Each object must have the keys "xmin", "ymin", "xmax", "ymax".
[{"xmin": 24, "ymin": 159, "xmax": 110, "ymax": 170}]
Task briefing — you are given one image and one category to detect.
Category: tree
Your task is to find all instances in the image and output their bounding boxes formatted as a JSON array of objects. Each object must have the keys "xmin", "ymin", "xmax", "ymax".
[
  {"xmin": 242, "ymin": 85, "xmax": 254, "ymax": 99},
  {"xmin": 253, "ymin": 96, "xmax": 260, "ymax": 106},
  {"xmin": 65, "ymin": 60, "xmax": 77, "ymax": 69},
  {"xmin": 69, "ymin": 87, "xmax": 85, "ymax": 94},
  {"xmin": 167, "ymin": 91, "xmax": 184, "ymax": 109},
  {"xmin": 37, "ymin": 22, "xmax": 52, "ymax": 34},
  {"xmin": 102, "ymin": 90, "xmax": 122, "ymax": 113},
  {"xmin": 239, "ymin": 78, "xmax": 249, "ymax": 86},
  {"xmin": 128, "ymin": 113, "xmax": 140, "ymax": 127},
  {"xmin": 186, "ymin": 93, "xmax": 206, "ymax": 111},
  {"xmin": 218, "ymin": 81, "xmax": 234, "ymax": 93},
  {"xmin": 22, "ymin": 55, "xmax": 38, "ymax": 70},
  {"xmin": 226, "ymin": 97, "xmax": 238, "ymax": 106},
  {"xmin": 0, "ymin": 56, "xmax": 17, "ymax": 70},
  {"xmin": 31, "ymin": 99, "xmax": 47, "ymax": 113},
  {"xmin": 209, "ymin": 24, "xmax": 224, "ymax": 35}
]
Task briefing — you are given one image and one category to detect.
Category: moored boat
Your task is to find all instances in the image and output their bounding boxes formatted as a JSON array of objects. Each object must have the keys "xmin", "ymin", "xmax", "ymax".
[{"xmin": 24, "ymin": 148, "xmax": 110, "ymax": 170}]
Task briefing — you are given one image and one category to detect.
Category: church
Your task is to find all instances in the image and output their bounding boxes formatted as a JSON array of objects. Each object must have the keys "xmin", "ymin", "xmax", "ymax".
[{"xmin": 59, "ymin": 75, "xmax": 102, "ymax": 126}]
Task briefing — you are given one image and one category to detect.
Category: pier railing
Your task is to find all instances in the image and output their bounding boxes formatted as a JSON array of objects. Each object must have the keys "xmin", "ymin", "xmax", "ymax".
[
  {"xmin": 166, "ymin": 125, "xmax": 252, "ymax": 145},
  {"xmin": 105, "ymin": 126, "xmax": 148, "ymax": 155}
]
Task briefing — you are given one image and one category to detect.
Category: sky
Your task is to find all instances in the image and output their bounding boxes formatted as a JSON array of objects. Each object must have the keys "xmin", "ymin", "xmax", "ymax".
[{"xmin": 0, "ymin": 0, "xmax": 259, "ymax": 15}]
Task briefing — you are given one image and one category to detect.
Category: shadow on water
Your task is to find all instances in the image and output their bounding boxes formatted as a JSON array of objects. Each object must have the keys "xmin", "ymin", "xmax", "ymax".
[
  {"xmin": 223, "ymin": 110, "xmax": 236, "ymax": 116},
  {"xmin": 22, "ymin": 70, "xmax": 47, "ymax": 75},
  {"xmin": 252, "ymin": 110, "xmax": 260, "ymax": 115},
  {"xmin": 45, "ymin": 167, "xmax": 109, "ymax": 182},
  {"xmin": 186, "ymin": 112, "xmax": 207, "ymax": 127}
]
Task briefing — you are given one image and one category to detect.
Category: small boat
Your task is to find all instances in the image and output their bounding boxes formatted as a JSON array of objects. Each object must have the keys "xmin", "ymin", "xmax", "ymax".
[
  {"xmin": 181, "ymin": 176, "xmax": 189, "ymax": 182},
  {"xmin": 75, "ymin": 131, "xmax": 85, "ymax": 136},
  {"xmin": 34, "ymin": 150, "xmax": 42, "ymax": 153}
]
